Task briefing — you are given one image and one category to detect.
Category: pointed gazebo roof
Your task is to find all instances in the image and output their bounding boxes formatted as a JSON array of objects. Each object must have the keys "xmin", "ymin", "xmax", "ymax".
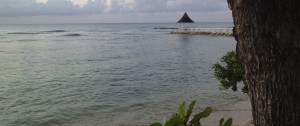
[{"xmin": 177, "ymin": 12, "xmax": 194, "ymax": 23}]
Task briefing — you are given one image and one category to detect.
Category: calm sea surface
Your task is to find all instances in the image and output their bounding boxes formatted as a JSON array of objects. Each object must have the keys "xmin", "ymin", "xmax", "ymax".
[{"xmin": 0, "ymin": 23, "xmax": 247, "ymax": 126}]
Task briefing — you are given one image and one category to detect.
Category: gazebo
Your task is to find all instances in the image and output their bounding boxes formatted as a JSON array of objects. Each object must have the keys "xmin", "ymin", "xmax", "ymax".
[{"xmin": 177, "ymin": 12, "xmax": 194, "ymax": 29}]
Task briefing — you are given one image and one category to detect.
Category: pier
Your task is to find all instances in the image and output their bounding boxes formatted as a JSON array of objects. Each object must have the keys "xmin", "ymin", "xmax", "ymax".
[{"xmin": 170, "ymin": 28, "xmax": 233, "ymax": 36}]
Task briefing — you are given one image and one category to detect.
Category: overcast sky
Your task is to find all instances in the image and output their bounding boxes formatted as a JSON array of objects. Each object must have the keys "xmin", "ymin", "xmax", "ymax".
[{"xmin": 0, "ymin": 0, "xmax": 233, "ymax": 24}]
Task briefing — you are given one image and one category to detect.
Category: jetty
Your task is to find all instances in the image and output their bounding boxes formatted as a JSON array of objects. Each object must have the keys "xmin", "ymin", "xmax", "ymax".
[
  {"xmin": 170, "ymin": 28, "xmax": 233, "ymax": 36},
  {"xmin": 174, "ymin": 12, "xmax": 233, "ymax": 37}
]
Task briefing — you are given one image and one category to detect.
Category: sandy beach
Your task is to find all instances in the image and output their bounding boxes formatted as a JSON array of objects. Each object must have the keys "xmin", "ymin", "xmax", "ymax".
[
  {"xmin": 119, "ymin": 99, "xmax": 252, "ymax": 126},
  {"xmin": 201, "ymin": 99, "xmax": 252, "ymax": 126}
]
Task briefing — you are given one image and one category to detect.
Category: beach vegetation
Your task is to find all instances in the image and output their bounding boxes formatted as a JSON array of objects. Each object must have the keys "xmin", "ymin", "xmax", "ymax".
[
  {"xmin": 219, "ymin": 118, "xmax": 233, "ymax": 126},
  {"xmin": 212, "ymin": 51, "xmax": 248, "ymax": 94},
  {"xmin": 150, "ymin": 101, "xmax": 232, "ymax": 126}
]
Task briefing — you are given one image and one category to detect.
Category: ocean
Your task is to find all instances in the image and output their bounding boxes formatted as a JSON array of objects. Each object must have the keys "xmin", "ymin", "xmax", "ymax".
[{"xmin": 0, "ymin": 23, "xmax": 247, "ymax": 126}]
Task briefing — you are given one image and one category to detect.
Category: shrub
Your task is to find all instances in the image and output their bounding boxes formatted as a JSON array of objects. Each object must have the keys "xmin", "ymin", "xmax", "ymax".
[
  {"xmin": 150, "ymin": 101, "xmax": 232, "ymax": 126},
  {"xmin": 213, "ymin": 51, "xmax": 248, "ymax": 94}
]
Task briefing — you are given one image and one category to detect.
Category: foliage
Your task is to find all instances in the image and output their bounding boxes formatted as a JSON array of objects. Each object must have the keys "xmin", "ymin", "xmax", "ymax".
[
  {"xmin": 150, "ymin": 101, "xmax": 232, "ymax": 126},
  {"xmin": 219, "ymin": 118, "xmax": 233, "ymax": 126},
  {"xmin": 212, "ymin": 51, "xmax": 248, "ymax": 93}
]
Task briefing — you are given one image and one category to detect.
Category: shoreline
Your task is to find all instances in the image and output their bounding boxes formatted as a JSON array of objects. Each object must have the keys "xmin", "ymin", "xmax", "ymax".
[
  {"xmin": 118, "ymin": 99, "xmax": 252, "ymax": 126},
  {"xmin": 201, "ymin": 99, "xmax": 252, "ymax": 126}
]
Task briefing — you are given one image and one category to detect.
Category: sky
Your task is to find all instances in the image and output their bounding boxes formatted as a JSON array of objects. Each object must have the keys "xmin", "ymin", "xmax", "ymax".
[{"xmin": 0, "ymin": 0, "xmax": 233, "ymax": 24}]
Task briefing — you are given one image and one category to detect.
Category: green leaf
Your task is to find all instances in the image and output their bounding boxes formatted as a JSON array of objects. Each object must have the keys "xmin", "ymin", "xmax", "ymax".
[
  {"xmin": 178, "ymin": 102, "xmax": 186, "ymax": 120},
  {"xmin": 212, "ymin": 51, "xmax": 248, "ymax": 94},
  {"xmin": 192, "ymin": 122, "xmax": 201, "ymax": 126},
  {"xmin": 223, "ymin": 118, "xmax": 233, "ymax": 126},
  {"xmin": 219, "ymin": 118, "xmax": 224, "ymax": 126},
  {"xmin": 165, "ymin": 114, "xmax": 184, "ymax": 126},
  {"xmin": 189, "ymin": 107, "xmax": 212, "ymax": 126},
  {"xmin": 184, "ymin": 101, "xmax": 196, "ymax": 125},
  {"xmin": 150, "ymin": 122, "xmax": 163, "ymax": 126}
]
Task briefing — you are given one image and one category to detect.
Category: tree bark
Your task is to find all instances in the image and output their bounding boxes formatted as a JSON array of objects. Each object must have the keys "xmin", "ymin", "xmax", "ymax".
[{"xmin": 227, "ymin": 0, "xmax": 300, "ymax": 125}]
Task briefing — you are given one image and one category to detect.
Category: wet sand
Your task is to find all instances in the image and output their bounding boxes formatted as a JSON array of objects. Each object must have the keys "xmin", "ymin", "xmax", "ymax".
[
  {"xmin": 119, "ymin": 99, "xmax": 252, "ymax": 126},
  {"xmin": 201, "ymin": 99, "xmax": 252, "ymax": 126}
]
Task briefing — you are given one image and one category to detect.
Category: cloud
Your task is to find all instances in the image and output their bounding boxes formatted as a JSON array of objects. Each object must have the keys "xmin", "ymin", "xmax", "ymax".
[
  {"xmin": 102, "ymin": 0, "xmax": 227, "ymax": 13},
  {"xmin": 0, "ymin": 0, "xmax": 228, "ymax": 16},
  {"xmin": 69, "ymin": 0, "xmax": 89, "ymax": 8},
  {"xmin": 0, "ymin": 0, "xmax": 105, "ymax": 16},
  {"xmin": 101, "ymin": 0, "xmax": 135, "ymax": 13},
  {"xmin": 0, "ymin": 0, "xmax": 233, "ymax": 24},
  {"xmin": 131, "ymin": 0, "xmax": 167, "ymax": 13},
  {"xmin": 36, "ymin": 0, "xmax": 48, "ymax": 4},
  {"xmin": 167, "ymin": 0, "xmax": 227, "ymax": 12}
]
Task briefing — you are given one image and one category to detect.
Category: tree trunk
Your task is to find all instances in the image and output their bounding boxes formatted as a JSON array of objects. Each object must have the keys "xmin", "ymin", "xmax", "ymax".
[{"xmin": 227, "ymin": 0, "xmax": 300, "ymax": 125}]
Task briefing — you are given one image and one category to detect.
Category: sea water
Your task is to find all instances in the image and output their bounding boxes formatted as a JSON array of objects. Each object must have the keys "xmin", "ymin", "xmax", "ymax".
[{"xmin": 0, "ymin": 23, "xmax": 247, "ymax": 126}]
